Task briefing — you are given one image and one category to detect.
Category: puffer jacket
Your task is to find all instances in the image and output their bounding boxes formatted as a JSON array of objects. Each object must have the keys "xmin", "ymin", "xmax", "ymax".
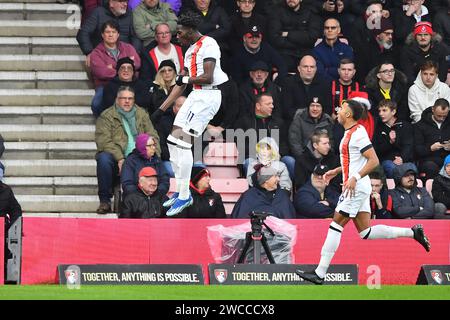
[
  {"xmin": 120, "ymin": 189, "xmax": 168, "ymax": 219},
  {"xmin": 95, "ymin": 105, "xmax": 160, "ymax": 161}
]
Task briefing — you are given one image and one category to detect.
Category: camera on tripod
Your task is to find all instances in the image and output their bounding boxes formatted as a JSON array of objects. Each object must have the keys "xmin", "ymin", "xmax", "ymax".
[{"xmin": 249, "ymin": 211, "xmax": 271, "ymax": 237}]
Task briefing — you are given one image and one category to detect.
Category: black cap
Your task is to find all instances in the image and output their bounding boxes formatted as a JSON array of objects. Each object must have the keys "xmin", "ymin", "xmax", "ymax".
[
  {"xmin": 313, "ymin": 164, "xmax": 328, "ymax": 176},
  {"xmin": 244, "ymin": 25, "xmax": 262, "ymax": 38},
  {"xmin": 116, "ymin": 57, "xmax": 135, "ymax": 72},
  {"xmin": 158, "ymin": 59, "xmax": 176, "ymax": 71},
  {"xmin": 249, "ymin": 61, "xmax": 269, "ymax": 72}
]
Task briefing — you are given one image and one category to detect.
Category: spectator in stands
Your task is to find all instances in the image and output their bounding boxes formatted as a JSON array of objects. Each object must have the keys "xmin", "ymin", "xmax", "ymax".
[
  {"xmin": 351, "ymin": 2, "xmax": 398, "ymax": 83},
  {"xmin": 151, "ymin": 96, "xmax": 185, "ymax": 177},
  {"xmin": 234, "ymin": 93, "xmax": 291, "ymax": 177},
  {"xmin": 100, "ymin": 57, "xmax": 151, "ymax": 117},
  {"xmin": 369, "ymin": 171, "xmax": 392, "ymax": 219},
  {"xmin": 238, "ymin": 61, "xmax": 283, "ymax": 117},
  {"xmin": 146, "ymin": 59, "xmax": 178, "ymax": 115},
  {"xmin": 0, "ymin": 165, "xmax": 22, "ymax": 228},
  {"xmin": 95, "ymin": 86, "xmax": 160, "ymax": 214},
  {"xmin": 267, "ymin": 0, "xmax": 322, "ymax": 72},
  {"xmin": 120, "ymin": 166, "xmax": 168, "ymax": 218},
  {"xmin": 408, "ymin": 61, "xmax": 450, "ymax": 123},
  {"xmin": 89, "ymin": 20, "xmax": 141, "ymax": 116},
  {"xmin": 432, "ymin": 154, "xmax": 450, "ymax": 210},
  {"xmin": 246, "ymin": 137, "xmax": 292, "ymax": 194},
  {"xmin": 400, "ymin": 21, "xmax": 448, "ymax": 84},
  {"xmin": 230, "ymin": 25, "xmax": 287, "ymax": 84},
  {"xmin": 365, "ymin": 62, "xmax": 410, "ymax": 122},
  {"xmin": 313, "ymin": 18, "xmax": 354, "ymax": 82},
  {"xmin": 281, "ymin": 55, "xmax": 332, "ymax": 124},
  {"xmin": 181, "ymin": 0, "xmax": 231, "ymax": 67},
  {"xmin": 414, "ymin": 98, "xmax": 450, "ymax": 181},
  {"xmin": 393, "ymin": 0, "xmax": 431, "ymax": 46},
  {"xmin": 309, "ymin": 1, "xmax": 354, "ymax": 36},
  {"xmin": 294, "ymin": 164, "xmax": 339, "ymax": 219},
  {"xmin": 288, "ymin": 97, "xmax": 334, "ymax": 160},
  {"xmin": 176, "ymin": 164, "xmax": 226, "ymax": 218},
  {"xmin": 231, "ymin": 164, "xmax": 296, "ymax": 219},
  {"xmin": 294, "ymin": 128, "xmax": 340, "ymax": 192},
  {"xmin": 433, "ymin": 2, "xmax": 450, "ymax": 57},
  {"xmin": 373, "ymin": 100, "xmax": 414, "ymax": 178},
  {"xmin": 330, "ymin": 59, "xmax": 362, "ymax": 120},
  {"xmin": 389, "ymin": 162, "xmax": 447, "ymax": 219},
  {"xmin": 76, "ymin": 0, "xmax": 141, "ymax": 58},
  {"xmin": 132, "ymin": 0, "xmax": 178, "ymax": 48},
  {"xmin": 229, "ymin": 0, "xmax": 267, "ymax": 53},
  {"xmin": 121, "ymin": 133, "xmax": 169, "ymax": 197},
  {"xmin": 140, "ymin": 23, "xmax": 184, "ymax": 81}
]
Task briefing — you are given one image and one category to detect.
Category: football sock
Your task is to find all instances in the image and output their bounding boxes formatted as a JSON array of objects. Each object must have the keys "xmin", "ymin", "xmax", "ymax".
[
  {"xmin": 359, "ymin": 225, "xmax": 414, "ymax": 239},
  {"xmin": 168, "ymin": 135, "xmax": 193, "ymax": 199},
  {"xmin": 315, "ymin": 221, "xmax": 344, "ymax": 279}
]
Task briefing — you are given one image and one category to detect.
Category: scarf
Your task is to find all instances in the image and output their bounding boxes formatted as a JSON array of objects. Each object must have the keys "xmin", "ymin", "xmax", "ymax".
[{"xmin": 116, "ymin": 104, "xmax": 138, "ymax": 156}]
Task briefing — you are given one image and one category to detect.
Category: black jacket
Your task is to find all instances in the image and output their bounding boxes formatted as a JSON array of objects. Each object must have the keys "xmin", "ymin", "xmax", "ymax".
[
  {"xmin": 177, "ymin": 186, "xmax": 226, "ymax": 218},
  {"xmin": 230, "ymin": 42, "xmax": 287, "ymax": 84},
  {"xmin": 414, "ymin": 106, "xmax": 450, "ymax": 164},
  {"xmin": 209, "ymin": 80, "xmax": 239, "ymax": 130},
  {"xmin": 294, "ymin": 181, "xmax": 339, "ymax": 219},
  {"xmin": 76, "ymin": 4, "xmax": 141, "ymax": 55},
  {"xmin": 392, "ymin": 6, "xmax": 432, "ymax": 45},
  {"xmin": 370, "ymin": 185, "xmax": 393, "ymax": 219},
  {"xmin": 151, "ymin": 107, "xmax": 176, "ymax": 162},
  {"xmin": 119, "ymin": 189, "xmax": 168, "ymax": 219},
  {"xmin": 231, "ymin": 185, "xmax": 296, "ymax": 219},
  {"xmin": 101, "ymin": 77, "xmax": 152, "ymax": 114},
  {"xmin": 432, "ymin": 174, "xmax": 450, "ymax": 208},
  {"xmin": 234, "ymin": 112, "xmax": 289, "ymax": 159},
  {"xmin": 267, "ymin": 3, "xmax": 321, "ymax": 60},
  {"xmin": 238, "ymin": 79, "xmax": 283, "ymax": 118},
  {"xmin": 0, "ymin": 182, "xmax": 22, "ymax": 227},
  {"xmin": 281, "ymin": 74, "xmax": 332, "ymax": 122},
  {"xmin": 400, "ymin": 35, "xmax": 449, "ymax": 85},
  {"xmin": 228, "ymin": 12, "xmax": 268, "ymax": 53},
  {"xmin": 294, "ymin": 143, "xmax": 341, "ymax": 192},
  {"xmin": 373, "ymin": 118, "xmax": 414, "ymax": 163},
  {"xmin": 365, "ymin": 67, "xmax": 410, "ymax": 122}
]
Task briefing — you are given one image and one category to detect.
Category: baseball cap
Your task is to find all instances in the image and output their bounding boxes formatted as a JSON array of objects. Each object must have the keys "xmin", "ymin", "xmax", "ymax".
[
  {"xmin": 313, "ymin": 164, "xmax": 328, "ymax": 176},
  {"xmin": 249, "ymin": 61, "xmax": 269, "ymax": 72},
  {"xmin": 139, "ymin": 167, "xmax": 157, "ymax": 179},
  {"xmin": 244, "ymin": 25, "xmax": 262, "ymax": 38}
]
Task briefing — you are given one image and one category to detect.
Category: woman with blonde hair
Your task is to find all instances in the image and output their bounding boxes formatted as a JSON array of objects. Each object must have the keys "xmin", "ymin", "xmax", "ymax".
[{"xmin": 147, "ymin": 59, "xmax": 177, "ymax": 114}]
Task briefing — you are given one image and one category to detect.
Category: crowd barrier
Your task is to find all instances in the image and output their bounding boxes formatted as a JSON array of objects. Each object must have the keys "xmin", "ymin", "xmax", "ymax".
[{"xmin": 17, "ymin": 218, "xmax": 450, "ymax": 285}]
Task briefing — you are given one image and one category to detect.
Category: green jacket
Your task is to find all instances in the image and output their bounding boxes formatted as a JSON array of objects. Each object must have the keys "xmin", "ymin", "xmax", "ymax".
[
  {"xmin": 133, "ymin": 2, "xmax": 178, "ymax": 47},
  {"xmin": 95, "ymin": 105, "xmax": 161, "ymax": 161}
]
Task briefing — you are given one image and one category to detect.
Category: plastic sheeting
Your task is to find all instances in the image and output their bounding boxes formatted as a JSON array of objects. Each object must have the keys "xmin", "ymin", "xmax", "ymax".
[{"xmin": 207, "ymin": 216, "xmax": 298, "ymax": 264}]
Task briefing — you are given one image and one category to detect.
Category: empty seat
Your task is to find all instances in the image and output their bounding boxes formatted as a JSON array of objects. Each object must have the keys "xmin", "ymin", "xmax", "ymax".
[{"xmin": 203, "ymin": 142, "xmax": 239, "ymax": 166}]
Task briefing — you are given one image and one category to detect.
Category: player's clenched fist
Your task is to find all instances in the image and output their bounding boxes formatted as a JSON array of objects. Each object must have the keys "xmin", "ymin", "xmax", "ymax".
[{"xmin": 175, "ymin": 75, "xmax": 189, "ymax": 86}]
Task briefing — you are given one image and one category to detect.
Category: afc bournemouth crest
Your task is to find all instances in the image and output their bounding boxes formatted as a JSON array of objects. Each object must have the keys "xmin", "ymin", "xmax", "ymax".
[
  {"xmin": 430, "ymin": 270, "xmax": 443, "ymax": 284},
  {"xmin": 214, "ymin": 269, "xmax": 228, "ymax": 284},
  {"xmin": 65, "ymin": 268, "xmax": 79, "ymax": 285}
]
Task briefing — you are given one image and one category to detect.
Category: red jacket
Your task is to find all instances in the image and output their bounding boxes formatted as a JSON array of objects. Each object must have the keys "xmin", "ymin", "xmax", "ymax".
[{"xmin": 89, "ymin": 41, "xmax": 141, "ymax": 87}]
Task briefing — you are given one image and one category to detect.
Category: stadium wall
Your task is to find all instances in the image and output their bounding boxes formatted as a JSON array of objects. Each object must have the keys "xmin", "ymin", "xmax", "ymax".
[{"xmin": 19, "ymin": 218, "xmax": 450, "ymax": 285}]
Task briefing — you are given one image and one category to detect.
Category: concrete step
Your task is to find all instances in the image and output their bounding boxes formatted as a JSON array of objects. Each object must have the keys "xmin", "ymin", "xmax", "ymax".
[
  {"xmin": 3, "ymin": 141, "xmax": 96, "ymax": 159},
  {"xmin": 0, "ymin": 20, "xmax": 79, "ymax": 37},
  {"xmin": 4, "ymin": 176, "xmax": 97, "ymax": 195},
  {"xmin": 15, "ymin": 195, "xmax": 100, "ymax": 213},
  {"xmin": 0, "ymin": 55, "xmax": 86, "ymax": 71},
  {"xmin": 0, "ymin": 3, "xmax": 80, "ymax": 20},
  {"xmin": 0, "ymin": 89, "xmax": 94, "ymax": 105},
  {"xmin": 0, "ymin": 71, "xmax": 92, "ymax": 89},
  {"xmin": 0, "ymin": 37, "xmax": 82, "ymax": 55},
  {"xmin": 3, "ymin": 159, "xmax": 96, "ymax": 176},
  {"xmin": 23, "ymin": 212, "xmax": 118, "ymax": 219},
  {"xmin": 0, "ymin": 106, "xmax": 94, "ymax": 125},
  {"xmin": 0, "ymin": 124, "xmax": 94, "ymax": 141}
]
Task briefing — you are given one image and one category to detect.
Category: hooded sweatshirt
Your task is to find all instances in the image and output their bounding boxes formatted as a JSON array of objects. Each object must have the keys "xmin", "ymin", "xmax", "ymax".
[
  {"xmin": 408, "ymin": 71, "xmax": 450, "ymax": 123},
  {"xmin": 246, "ymin": 137, "xmax": 292, "ymax": 192},
  {"xmin": 432, "ymin": 154, "xmax": 450, "ymax": 207}
]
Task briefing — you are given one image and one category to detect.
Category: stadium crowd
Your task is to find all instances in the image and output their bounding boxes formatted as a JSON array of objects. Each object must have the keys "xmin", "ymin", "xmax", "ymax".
[{"xmin": 20, "ymin": 0, "xmax": 450, "ymax": 220}]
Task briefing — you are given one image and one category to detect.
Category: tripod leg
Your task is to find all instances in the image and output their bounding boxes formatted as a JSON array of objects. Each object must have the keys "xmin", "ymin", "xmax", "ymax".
[
  {"xmin": 237, "ymin": 232, "xmax": 253, "ymax": 263},
  {"xmin": 261, "ymin": 235, "xmax": 276, "ymax": 264}
]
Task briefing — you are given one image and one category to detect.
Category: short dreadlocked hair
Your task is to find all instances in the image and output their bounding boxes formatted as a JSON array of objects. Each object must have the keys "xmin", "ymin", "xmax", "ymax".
[{"xmin": 178, "ymin": 11, "xmax": 202, "ymax": 29}]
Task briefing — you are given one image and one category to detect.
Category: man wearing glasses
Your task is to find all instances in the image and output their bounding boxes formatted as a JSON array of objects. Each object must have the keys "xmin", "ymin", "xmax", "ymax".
[
  {"xmin": 133, "ymin": 0, "xmax": 178, "ymax": 47},
  {"xmin": 95, "ymin": 86, "xmax": 160, "ymax": 214},
  {"xmin": 365, "ymin": 61, "xmax": 410, "ymax": 122}
]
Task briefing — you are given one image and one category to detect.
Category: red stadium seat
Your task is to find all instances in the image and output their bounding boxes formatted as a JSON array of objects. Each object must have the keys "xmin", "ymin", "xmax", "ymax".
[{"xmin": 203, "ymin": 142, "xmax": 239, "ymax": 166}]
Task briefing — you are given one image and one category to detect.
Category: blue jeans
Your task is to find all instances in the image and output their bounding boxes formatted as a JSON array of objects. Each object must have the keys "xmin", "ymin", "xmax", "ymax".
[
  {"xmin": 96, "ymin": 151, "xmax": 119, "ymax": 203},
  {"xmin": 162, "ymin": 160, "xmax": 175, "ymax": 178},
  {"xmin": 382, "ymin": 160, "xmax": 396, "ymax": 179},
  {"xmin": 91, "ymin": 86, "xmax": 104, "ymax": 118},
  {"xmin": 281, "ymin": 156, "xmax": 295, "ymax": 182}
]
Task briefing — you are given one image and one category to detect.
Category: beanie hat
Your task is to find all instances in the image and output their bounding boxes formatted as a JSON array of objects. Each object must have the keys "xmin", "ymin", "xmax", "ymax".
[
  {"xmin": 116, "ymin": 57, "xmax": 135, "ymax": 72},
  {"xmin": 444, "ymin": 154, "xmax": 450, "ymax": 168},
  {"xmin": 158, "ymin": 59, "xmax": 176, "ymax": 72},
  {"xmin": 413, "ymin": 21, "xmax": 433, "ymax": 37},
  {"xmin": 190, "ymin": 165, "xmax": 210, "ymax": 185},
  {"xmin": 135, "ymin": 133, "xmax": 154, "ymax": 159},
  {"xmin": 372, "ymin": 17, "xmax": 394, "ymax": 36},
  {"xmin": 348, "ymin": 91, "xmax": 371, "ymax": 110},
  {"xmin": 253, "ymin": 164, "xmax": 279, "ymax": 186},
  {"xmin": 139, "ymin": 166, "xmax": 157, "ymax": 179}
]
